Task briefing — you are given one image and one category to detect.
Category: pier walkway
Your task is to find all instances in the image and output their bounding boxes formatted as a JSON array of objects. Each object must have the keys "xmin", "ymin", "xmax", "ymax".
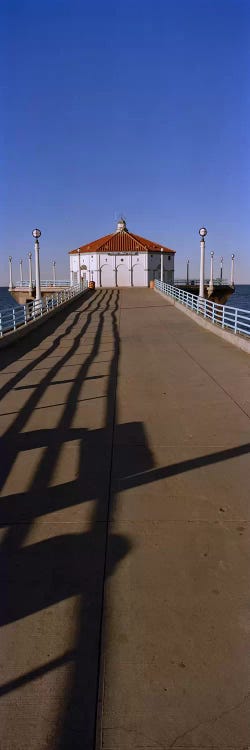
[{"xmin": 0, "ymin": 288, "xmax": 249, "ymax": 749}]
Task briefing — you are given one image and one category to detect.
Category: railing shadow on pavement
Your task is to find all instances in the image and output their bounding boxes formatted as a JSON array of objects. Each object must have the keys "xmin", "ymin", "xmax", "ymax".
[
  {"xmin": 0, "ymin": 287, "xmax": 135, "ymax": 749},
  {"xmin": 0, "ymin": 289, "xmax": 97, "ymax": 398}
]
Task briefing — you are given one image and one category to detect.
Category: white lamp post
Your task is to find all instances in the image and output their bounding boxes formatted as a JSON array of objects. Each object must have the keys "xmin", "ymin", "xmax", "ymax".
[
  {"xmin": 209, "ymin": 251, "xmax": 214, "ymax": 292},
  {"xmin": 8, "ymin": 256, "xmax": 14, "ymax": 290},
  {"xmin": 77, "ymin": 249, "xmax": 81, "ymax": 286},
  {"xmin": 52, "ymin": 260, "xmax": 56, "ymax": 287},
  {"xmin": 220, "ymin": 256, "xmax": 223, "ymax": 282},
  {"xmin": 187, "ymin": 259, "xmax": 189, "ymax": 285},
  {"xmin": 28, "ymin": 252, "xmax": 33, "ymax": 290},
  {"xmin": 19, "ymin": 259, "xmax": 23, "ymax": 285},
  {"xmin": 160, "ymin": 248, "xmax": 164, "ymax": 283},
  {"xmin": 199, "ymin": 227, "xmax": 207, "ymax": 297},
  {"xmin": 32, "ymin": 228, "xmax": 42, "ymax": 301},
  {"xmin": 231, "ymin": 254, "xmax": 235, "ymax": 286}
]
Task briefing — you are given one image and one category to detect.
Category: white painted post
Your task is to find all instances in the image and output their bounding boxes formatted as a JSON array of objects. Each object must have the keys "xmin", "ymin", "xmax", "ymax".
[
  {"xmin": 231, "ymin": 254, "xmax": 235, "ymax": 286},
  {"xmin": 53, "ymin": 260, "xmax": 56, "ymax": 287},
  {"xmin": 160, "ymin": 248, "xmax": 164, "ymax": 283},
  {"xmin": 77, "ymin": 249, "xmax": 81, "ymax": 286},
  {"xmin": 186, "ymin": 259, "xmax": 189, "ymax": 285},
  {"xmin": 35, "ymin": 240, "xmax": 41, "ymax": 300},
  {"xmin": 209, "ymin": 251, "xmax": 214, "ymax": 293},
  {"xmin": 32, "ymin": 230, "xmax": 42, "ymax": 301},
  {"xmin": 28, "ymin": 253, "xmax": 33, "ymax": 290},
  {"xmin": 130, "ymin": 255, "xmax": 133, "ymax": 287},
  {"xmin": 9, "ymin": 256, "xmax": 14, "ymax": 290},
  {"xmin": 199, "ymin": 228, "xmax": 207, "ymax": 298},
  {"xmin": 20, "ymin": 259, "xmax": 23, "ymax": 285},
  {"xmin": 220, "ymin": 256, "xmax": 223, "ymax": 282}
]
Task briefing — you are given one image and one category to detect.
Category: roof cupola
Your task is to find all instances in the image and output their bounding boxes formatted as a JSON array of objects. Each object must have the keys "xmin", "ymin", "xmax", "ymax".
[{"xmin": 116, "ymin": 217, "xmax": 127, "ymax": 233}]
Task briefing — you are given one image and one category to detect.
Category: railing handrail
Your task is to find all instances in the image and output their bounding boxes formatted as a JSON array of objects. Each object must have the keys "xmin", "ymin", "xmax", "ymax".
[
  {"xmin": 155, "ymin": 280, "xmax": 250, "ymax": 338},
  {"xmin": 12, "ymin": 280, "xmax": 71, "ymax": 288},
  {"xmin": 0, "ymin": 282, "xmax": 87, "ymax": 337},
  {"xmin": 174, "ymin": 278, "xmax": 229, "ymax": 286}
]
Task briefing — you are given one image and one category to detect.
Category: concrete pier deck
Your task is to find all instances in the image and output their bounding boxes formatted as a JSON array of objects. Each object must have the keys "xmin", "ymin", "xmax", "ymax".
[{"xmin": 0, "ymin": 288, "xmax": 249, "ymax": 749}]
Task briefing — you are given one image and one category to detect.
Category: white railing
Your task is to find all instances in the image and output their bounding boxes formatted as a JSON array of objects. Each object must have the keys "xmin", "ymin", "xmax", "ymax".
[
  {"xmin": 174, "ymin": 278, "xmax": 229, "ymax": 287},
  {"xmin": 0, "ymin": 282, "xmax": 87, "ymax": 337},
  {"xmin": 40, "ymin": 280, "xmax": 71, "ymax": 287},
  {"xmin": 12, "ymin": 280, "xmax": 71, "ymax": 289},
  {"xmin": 155, "ymin": 280, "xmax": 250, "ymax": 338}
]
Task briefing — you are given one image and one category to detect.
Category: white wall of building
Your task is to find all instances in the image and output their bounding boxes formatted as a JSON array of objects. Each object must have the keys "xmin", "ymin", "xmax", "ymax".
[
  {"xmin": 148, "ymin": 252, "xmax": 174, "ymax": 284},
  {"xmin": 70, "ymin": 251, "xmax": 174, "ymax": 287}
]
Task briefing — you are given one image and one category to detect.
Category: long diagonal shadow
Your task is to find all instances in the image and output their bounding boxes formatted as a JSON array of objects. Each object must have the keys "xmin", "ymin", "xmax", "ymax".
[
  {"xmin": 0, "ymin": 441, "xmax": 249, "ymax": 528},
  {"xmin": 118, "ymin": 442, "xmax": 250, "ymax": 491}
]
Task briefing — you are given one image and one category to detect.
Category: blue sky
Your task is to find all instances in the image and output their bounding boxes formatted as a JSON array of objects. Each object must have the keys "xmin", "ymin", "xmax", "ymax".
[{"xmin": 1, "ymin": 0, "xmax": 249, "ymax": 283}]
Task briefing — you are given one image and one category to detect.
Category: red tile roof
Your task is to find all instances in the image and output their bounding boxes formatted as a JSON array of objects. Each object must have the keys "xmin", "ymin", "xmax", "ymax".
[{"xmin": 69, "ymin": 228, "xmax": 175, "ymax": 255}]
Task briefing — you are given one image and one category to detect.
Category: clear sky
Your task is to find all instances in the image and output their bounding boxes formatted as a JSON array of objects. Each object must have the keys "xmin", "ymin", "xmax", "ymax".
[{"xmin": 1, "ymin": 0, "xmax": 249, "ymax": 284}]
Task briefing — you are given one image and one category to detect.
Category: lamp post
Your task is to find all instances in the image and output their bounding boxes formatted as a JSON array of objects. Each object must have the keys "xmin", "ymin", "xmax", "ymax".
[
  {"xmin": 199, "ymin": 227, "xmax": 207, "ymax": 297},
  {"xmin": 52, "ymin": 260, "xmax": 56, "ymax": 287},
  {"xmin": 19, "ymin": 259, "xmax": 23, "ymax": 286},
  {"xmin": 32, "ymin": 228, "xmax": 42, "ymax": 301},
  {"xmin": 231, "ymin": 254, "xmax": 235, "ymax": 286},
  {"xmin": 8, "ymin": 256, "xmax": 13, "ymax": 290},
  {"xmin": 186, "ymin": 259, "xmax": 189, "ymax": 285},
  {"xmin": 28, "ymin": 252, "xmax": 33, "ymax": 290},
  {"xmin": 209, "ymin": 251, "xmax": 214, "ymax": 292},
  {"xmin": 220, "ymin": 256, "xmax": 223, "ymax": 282},
  {"xmin": 77, "ymin": 249, "xmax": 81, "ymax": 286},
  {"xmin": 160, "ymin": 247, "xmax": 164, "ymax": 283}
]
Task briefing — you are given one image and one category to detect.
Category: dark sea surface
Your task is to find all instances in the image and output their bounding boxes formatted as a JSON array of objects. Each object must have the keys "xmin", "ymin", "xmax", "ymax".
[
  {"xmin": 226, "ymin": 285, "xmax": 250, "ymax": 312},
  {"xmin": 0, "ymin": 287, "xmax": 22, "ymax": 312}
]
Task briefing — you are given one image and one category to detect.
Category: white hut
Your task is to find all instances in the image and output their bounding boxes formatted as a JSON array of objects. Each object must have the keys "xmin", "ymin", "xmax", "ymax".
[{"xmin": 69, "ymin": 218, "xmax": 175, "ymax": 288}]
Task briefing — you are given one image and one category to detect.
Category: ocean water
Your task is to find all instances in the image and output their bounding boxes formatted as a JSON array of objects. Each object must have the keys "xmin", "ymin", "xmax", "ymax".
[
  {"xmin": 0, "ymin": 287, "xmax": 22, "ymax": 312},
  {"xmin": 226, "ymin": 285, "xmax": 250, "ymax": 312}
]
